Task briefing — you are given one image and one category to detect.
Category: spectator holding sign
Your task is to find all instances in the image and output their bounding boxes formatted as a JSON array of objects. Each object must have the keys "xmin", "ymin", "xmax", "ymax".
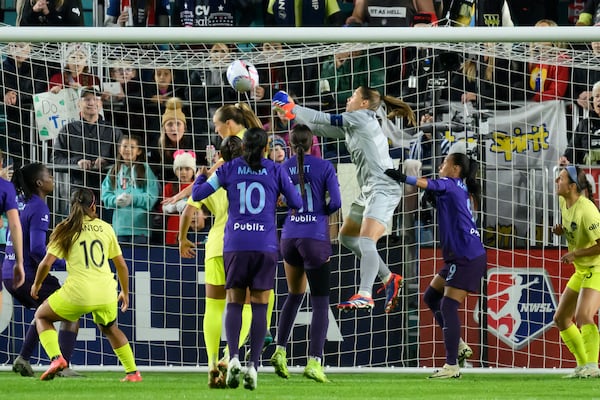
[{"xmin": 0, "ymin": 42, "xmax": 47, "ymax": 168}]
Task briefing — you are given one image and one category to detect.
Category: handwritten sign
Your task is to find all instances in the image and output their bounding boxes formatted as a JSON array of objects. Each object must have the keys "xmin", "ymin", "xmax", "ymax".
[{"xmin": 32, "ymin": 88, "xmax": 80, "ymax": 141}]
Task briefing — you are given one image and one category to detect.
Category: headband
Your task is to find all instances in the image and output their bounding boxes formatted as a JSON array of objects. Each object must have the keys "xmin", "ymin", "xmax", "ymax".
[{"xmin": 565, "ymin": 165, "xmax": 583, "ymax": 192}]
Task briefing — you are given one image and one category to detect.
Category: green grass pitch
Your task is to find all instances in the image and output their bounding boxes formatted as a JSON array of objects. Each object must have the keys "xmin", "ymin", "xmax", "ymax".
[{"xmin": 3, "ymin": 371, "xmax": 600, "ymax": 399}]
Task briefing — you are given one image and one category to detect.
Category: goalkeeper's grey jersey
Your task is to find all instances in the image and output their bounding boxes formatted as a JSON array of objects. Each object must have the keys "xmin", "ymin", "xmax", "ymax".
[{"xmin": 293, "ymin": 105, "xmax": 399, "ymax": 194}]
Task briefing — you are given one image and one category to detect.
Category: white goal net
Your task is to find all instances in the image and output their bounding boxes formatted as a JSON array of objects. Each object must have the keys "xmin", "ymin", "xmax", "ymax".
[{"xmin": 0, "ymin": 26, "xmax": 598, "ymax": 370}]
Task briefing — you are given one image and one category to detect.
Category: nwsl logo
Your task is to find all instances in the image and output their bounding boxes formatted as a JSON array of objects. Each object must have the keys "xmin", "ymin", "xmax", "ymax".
[{"xmin": 487, "ymin": 268, "xmax": 557, "ymax": 349}]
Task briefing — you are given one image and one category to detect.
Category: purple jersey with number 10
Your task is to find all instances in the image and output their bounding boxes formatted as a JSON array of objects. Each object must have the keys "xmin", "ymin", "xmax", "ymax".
[
  {"xmin": 199, "ymin": 157, "xmax": 302, "ymax": 253},
  {"xmin": 281, "ymin": 155, "xmax": 341, "ymax": 241}
]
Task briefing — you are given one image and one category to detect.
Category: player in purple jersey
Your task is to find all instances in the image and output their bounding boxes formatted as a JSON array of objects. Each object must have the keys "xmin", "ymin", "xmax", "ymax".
[
  {"xmin": 0, "ymin": 176, "xmax": 25, "ymax": 309},
  {"xmin": 191, "ymin": 127, "xmax": 303, "ymax": 390},
  {"xmin": 269, "ymin": 125, "xmax": 341, "ymax": 383},
  {"xmin": 385, "ymin": 152, "xmax": 487, "ymax": 379},
  {"xmin": 2, "ymin": 163, "xmax": 80, "ymax": 377}
]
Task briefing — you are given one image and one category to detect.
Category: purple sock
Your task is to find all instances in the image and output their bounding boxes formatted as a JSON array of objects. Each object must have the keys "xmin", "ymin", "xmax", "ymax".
[
  {"xmin": 249, "ymin": 303, "xmax": 268, "ymax": 369},
  {"xmin": 225, "ymin": 303, "xmax": 243, "ymax": 359},
  {"xmin": 440, "ymin": 296, "xmax": 461, "ymax": 366},
  {"xmin": 423, "ymin": 286, "xmax": 444, "ymax": 329},
  {"xmin": 58, "ymin": 328, "xmax": 78, "ymax": 364},
  {"xmin": 309, "ymin": 295, "xmax": 329, "ymax": 359},
  {"xmin": 20, "ymin": 322, "xmax": 39, "ymax": 360},
  {"xmin": 276, "ymin": 293, "xmax": 304, "ymax": 348}
]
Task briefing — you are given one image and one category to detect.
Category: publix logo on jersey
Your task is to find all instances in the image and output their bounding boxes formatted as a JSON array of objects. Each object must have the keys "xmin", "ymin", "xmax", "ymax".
[{"xmin": 486, "ymin": 267, "xmax": 557, "ymax": 349}]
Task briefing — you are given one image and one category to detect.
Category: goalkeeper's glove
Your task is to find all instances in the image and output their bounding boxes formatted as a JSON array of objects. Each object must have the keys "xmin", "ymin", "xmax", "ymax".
[
  {"xmin": 384, "ymin": 167, "xmax": 407, "ymax": 183},
  {"xmin": 272, "ymin": 91, "xmax": 296, "ymax": 120}
]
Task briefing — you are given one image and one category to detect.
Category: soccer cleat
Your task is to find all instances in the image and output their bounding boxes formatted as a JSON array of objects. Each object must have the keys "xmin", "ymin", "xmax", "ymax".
[
  {"xmin": 208, "ymin": 368, "xmax": 226, "ymax": 388},
  {"xmin": 428, "ymin": 363, "xmax": 461, "ymax": 379},
  {"xmin": 120, "ymin": 371, "xmax": 143, "ymax": 382},
  {"xmin": 577, "ymin": 365, "xmax": 600, "ymax": 378},
  {"xmin": 217, "ymin": 356, "xmax": 228, "ymax": 384},
  {"xmin": 12, "ymin": 355, "xmax": 35, "ymax": 377},
  {"xmin": 40, "ymin": 355, "xmax": 68, "ymax": 381},
  {"xmin": 57, "ymin": 367, "xmax": 84, "ymax": 378},
  {"xmin": 243, "ymin": 365, "xmax": 257, "ymax": 390},
  {"xmin": 226, "ymin": 357, "xmax": 242, "ymax": 389},
  {"xmin": 303, "ymin": 358, "xmax": 330, "ymax": 383},
  {"xmin": 337, "ymin": 294, "xmax": 374, "ymax": 311},
  {"xmin": 270, "ymin": 348, "xmax": 290, "ymax": 379},
  {"xmin": 457, "ymin": 340, "xmax": 473, "ymax": 368},
  {"xmin": 563, "ymin": 365, "xmax": 586, "ymax": 379},
  {"xmin": 379, "ymin": 273, "xmax": 404, "ymax": 313},
  {"xmin": 245, "ymin": 332, "xmax": 274, "ymax": 361}
]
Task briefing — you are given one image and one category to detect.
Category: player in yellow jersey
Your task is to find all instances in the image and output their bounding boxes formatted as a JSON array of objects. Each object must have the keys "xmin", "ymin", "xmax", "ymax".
[
  {"xmin": 179, "ymin": 136, "xmax": 251, "ymax": 388},
  {"xmin": 553, "ymin": 165, "xmax": 600, "ymax": 378},
  {"xmin": 31, "ymin": 188, "xmax": 141, "ymax": 382}
]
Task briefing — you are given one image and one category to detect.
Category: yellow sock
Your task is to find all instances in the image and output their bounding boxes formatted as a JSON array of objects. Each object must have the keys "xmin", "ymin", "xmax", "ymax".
[
  {"xmin": 560, "ymin": 324, "xmax": 587, "ymax": 366},
  {"xmin": 239, "ymin": 303, "xmax": 252, "ymax": 348},
  {"xmin": 266, "ymin": 289, "xmax": 275, "ymax": 334},
  {"xmin": 204, "ymin": 297, "xmax": 226, "ymax": 367},
  {"xmin": 581, "ymin": 323, "xmax": 599, "ymax": 364},
  {"xmin": 39, "ymin": 329, "xmax": 61, "ymax": 359},
  {"xmin": 114, "ymin": 343, "xmax": 137, "ymax": 373}
]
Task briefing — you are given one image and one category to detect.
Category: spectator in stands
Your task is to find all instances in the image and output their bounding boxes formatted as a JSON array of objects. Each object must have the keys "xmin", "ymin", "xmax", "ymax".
[
  {"xmin": 104, "ymin": 0, "xmax": 159, "ymax": 26},
  {"xmin": 560, "ymin": 81, "xmax": 600, "ymax": 166},
  {"xmin": 142, "ymin": 68, "xmax": 187, "ymax": 162},
  {"xmin": 320, "ymin": 49, "xmax": 385, "ymax": 113},
  {"xmin": 171, "ymin": 0, "xmax": 257, "ymax": 27},
  {"xmin": 31, "ymin": 187, "xmax": 142, "ymax": 382},
  {"xmin": 178, "ymin": 136, "xmax": 253, "ymax": 389},
  {"xmin": 101, "ymin": 135, "xmax": 159, "ymax": 245},
  {"xmin": 48, "ymin": 43, "xmax": 100, "ymax": 92},
  {"xmin": 552, "ymin": 165, "xmax": 600, "ymax": 379},
  {"xmin": 572, "ymin": 35, "xmax": 600, "ymax": 113},
  {"xmin": 52, "ymin": 86, "xmax": 123, "ymax": 216},
  {"xmin": 188, "ymin": 43, "xmax": 238, "ymax": 141},
  {"xmin": 253, "ymin": 43, "xmax": 318, "ymax": 119},
  {"xmin": 0, "ymin": 42, "xmax": 47, "ymax": 168},
  {"xmin": 268, "ymin": 136, "xmax": 287, "ymax": 164},
  {"xmin": 265, "ymin": 0, "xmax": 344, "ymax": 26},
  {"xmin": 190, "ymin": 127, "xmax": 302, "ymax": 390},
  {"xmin": 18, "ymin": 0, "xmax": 84, "ymax": 26},
  {"xmin": 3, "ymin": 163, "xmax": 80, "ymax": 378},
  {"xmin": 505, "ymin": 0, "xmax": 557, "ymax": 26},
  {"xmin": 527, "ymin": 19, "xmax": 570, "ymax": 102},
  {"xmin": 446, "ymin": 45, "xmax": 526, "ymax": 106},
  {"xmin": 344, "ymin": 0, "xmax": 437, "ymax": 97},
  {"xmin": 269, "ymin": 124, "xmax": 342, "ymax": 384},
  {"xmin": 163, "ymin": 151, "xmax": 196, "ymax": 246},
  {"xmin": 151, "ymin": 97, "xmax": 201, "ymax": 183},
  {"xmin": 103, "ymin": 63, "xmax": 145, "ymax": 138},
  {"xmin": 576, "ymin": 0, "xmax": 600, "ymax": 26},
  {"xmin": 263, "ymin": 109, "xmax": 322, "ymax": 159}
]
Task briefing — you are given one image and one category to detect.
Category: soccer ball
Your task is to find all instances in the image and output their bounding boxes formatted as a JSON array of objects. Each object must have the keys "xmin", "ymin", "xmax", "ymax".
[{"xmin": 226, "ymin": 59, "xmax": 259, "ymax": 92}]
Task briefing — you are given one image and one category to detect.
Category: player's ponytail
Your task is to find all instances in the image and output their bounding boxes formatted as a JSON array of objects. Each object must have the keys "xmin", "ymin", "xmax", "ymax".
[
  {"xmin": 290, "ymin": 124, "xmax": 313, "ymax": 198},
  {"xmin": 50, "ymin": 188, "xmax": 97, "ymax": 256},
  {"xmin": 451, "ymin": 152, "xmax": 481, "ymax": 209},
  {"xmin": 243, "ymin": 127, "xmax": 268, "ymax": 171}
]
